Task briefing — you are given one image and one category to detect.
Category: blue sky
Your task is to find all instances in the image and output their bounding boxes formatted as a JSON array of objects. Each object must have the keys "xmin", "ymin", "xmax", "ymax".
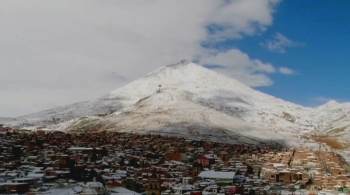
[{"xmin": 227, "ymin": 0, "xmax": 350, "ymax": 106}]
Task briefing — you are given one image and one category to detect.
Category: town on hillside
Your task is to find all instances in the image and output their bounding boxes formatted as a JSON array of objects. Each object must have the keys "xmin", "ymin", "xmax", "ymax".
[{"xmin": 0, "ymin": 125, "xmax": 350, "ymax": 195}]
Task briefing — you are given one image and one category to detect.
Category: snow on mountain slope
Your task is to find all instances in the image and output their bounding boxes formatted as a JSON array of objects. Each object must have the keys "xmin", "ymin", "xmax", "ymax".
[
  {"xmin": 105, "ymin": 62, "xmax": 314, "ymax": 133},
  {"xmin": 5, "ymin": 61, "xmax": 312, "ymax": 131},
  {"xmin": 303, "ymin": 101, "xmax": 350, "ymax": 161},
  {"xmin": 1, "ymin": 61, "xmax": 320, "ymax": 146},
  {"xmin": 310, "ymin": 101, "xmax": 350, "ymax": 145},
  {"xmin": 312, "ymin": 101, "xmax": 350, "ymax": 131},
  {"xmin": 5, "ymin": 98, "xmax": 123, "ymax": 128},
  {"xmin": 3, "ymin": 83, "xmax": 125, "ymax": 128},
  {"xmin": 64, "ymin": 88, "xmax": 296, "ymax": 144},
  {"xmin": 102, "ymin": 89, "xmax": 291, "ymax": 143},
  {"xmin": 2, "ymin": 61, "xmax": 338, "ymax": 145}
]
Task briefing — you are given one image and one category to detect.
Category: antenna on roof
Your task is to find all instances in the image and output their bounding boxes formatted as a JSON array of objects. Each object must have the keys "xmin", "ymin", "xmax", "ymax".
[
  {"xmin": 179, "ymin": 59, "xmax": 189, "ymax": 64},
  {"xmin": 157, "ymin": 84, "xmax": 162, "ymax": 93}
]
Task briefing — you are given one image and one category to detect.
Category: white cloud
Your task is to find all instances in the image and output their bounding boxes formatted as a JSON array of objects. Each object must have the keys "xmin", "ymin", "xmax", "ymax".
[
  {"xmin": 0, "ymin": 0, "xmax": 282, "ymax": 116},
  {"xmin": 261, "ymin": 32, "xmax": 302, "ymax": 53},
  {"xmin": 205, "ymin": 0, "xmax": 280, "ymax": 42},
  {"xmin": 200, "ymin": 49, "xmax": 277, "ymax": 87},
  {"xmin": 279, "ymin": 67, "xmax": 295, "ymax": 75}
]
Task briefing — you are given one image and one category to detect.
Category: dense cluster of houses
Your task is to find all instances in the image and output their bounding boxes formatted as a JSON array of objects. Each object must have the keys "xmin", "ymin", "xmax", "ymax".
[
  {"xmin": 261, "ymin": 148, "xmax": 350, "ymax": 193},
  {"xmin": 0, "ymin": 126, "xmax": 350, "ymax": 194}
]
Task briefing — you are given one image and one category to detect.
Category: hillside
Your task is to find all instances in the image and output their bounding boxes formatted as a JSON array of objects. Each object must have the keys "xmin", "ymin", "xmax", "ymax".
[{"xmin": 3, "ymin": 62, "xmax": 350, "ymax": 149}]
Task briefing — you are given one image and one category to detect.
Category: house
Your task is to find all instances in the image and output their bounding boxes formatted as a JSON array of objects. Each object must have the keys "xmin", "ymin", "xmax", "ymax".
[
  {"xmin": 109, "ymin": 186, "xmax": 141, "ymax": 195},
  {"xmin": 197, "ymin": 156, "xmax": 210, "ymax": 167},
  {"xmin": 0, "ymin": 182, "xmax": 30, "ymax": 194},
  {"xmin": 198, "ymin": 170, "xmax": 235, "ymax": 184}
]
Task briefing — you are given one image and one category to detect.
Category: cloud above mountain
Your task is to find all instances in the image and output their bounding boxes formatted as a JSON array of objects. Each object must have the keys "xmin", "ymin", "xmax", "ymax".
[
  {"xmin": 200, "ymin": 49, "xmax": 276, "ymax": 87},
  {"xmin": 0, "ymin": 0, "xmax": 284, "ymax": 116},
  {"xmin": 261, "ymin": 32, "xmax": 303, "ymax": 53}
]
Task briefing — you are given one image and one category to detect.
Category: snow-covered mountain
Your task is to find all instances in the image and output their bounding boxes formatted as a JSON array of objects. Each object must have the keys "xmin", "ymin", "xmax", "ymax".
[
  {"xmin": 95, "ymin": 62, "xmax": 316, "ymax": 142},
  {"xmin": 2, "ymin": 61, "xmax": 350, "ymax": 146}
]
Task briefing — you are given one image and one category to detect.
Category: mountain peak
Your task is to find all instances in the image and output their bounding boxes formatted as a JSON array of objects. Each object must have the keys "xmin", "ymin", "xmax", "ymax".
[
  {"xmin": 318, "ymin": 100, "xmax": 343, "ymax": 109},
  {"xmin": 164, "ymin": 59, "xmax": 191, "ymax": 68},
  {"xmin": 323, "ymin": 100, "xmax": 339, "ymax": 106},
  {"xmin": 108, "ymin": 61, "xmax": 258, "ymax": 101},
  {"xmin": 147, "ymin": 61, "xmax": 212, "ymax": 78},
  {"xmin": 317, "ymin": 100, "xmax": 350, "ymax": 111}
]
